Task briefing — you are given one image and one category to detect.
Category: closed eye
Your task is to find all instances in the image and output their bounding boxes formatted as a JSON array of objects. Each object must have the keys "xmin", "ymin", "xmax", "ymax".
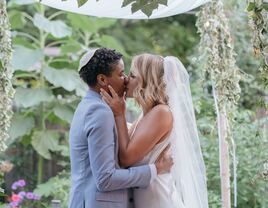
[{"xmin": 129, "ymin": 72, "xmax": 136, "ymax": 78}]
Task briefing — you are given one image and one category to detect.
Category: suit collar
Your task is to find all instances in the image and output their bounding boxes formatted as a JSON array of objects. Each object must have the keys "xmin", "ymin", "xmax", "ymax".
[{"xmin": 85, "ymin": 88, "xmax": 101, "ymax": 99}]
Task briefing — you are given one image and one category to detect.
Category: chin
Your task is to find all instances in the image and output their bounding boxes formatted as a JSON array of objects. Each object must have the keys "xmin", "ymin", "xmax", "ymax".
[{"xmin": 126, "ymin": 92, "xmax": 133, "ymax": 98}]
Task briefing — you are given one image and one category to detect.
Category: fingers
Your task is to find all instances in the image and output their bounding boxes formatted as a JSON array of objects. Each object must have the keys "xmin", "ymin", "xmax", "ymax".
[
  {"xmin": 101, "ymin": 94, "xmax": 110, "ymax": 105},
  {"xmin": 100, "ymin": 88, "xmax": 112, "ymax": 104},
  {"xmin": 155, "ymin": 152, "xmax": 174, "ymax": 174},
  {"xmin": 108, "ymin": 85, "xmax": 118, "ymax": 98},
  {"xmin": 156, "ymin": 143, "xmax": 171, "ymax": 162}
]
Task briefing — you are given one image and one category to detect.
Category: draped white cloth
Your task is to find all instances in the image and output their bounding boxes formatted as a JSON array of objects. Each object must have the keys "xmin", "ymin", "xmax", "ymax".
[{"xmin": 41, "ymin": 0, "xmax": 210, "ymax": 19}]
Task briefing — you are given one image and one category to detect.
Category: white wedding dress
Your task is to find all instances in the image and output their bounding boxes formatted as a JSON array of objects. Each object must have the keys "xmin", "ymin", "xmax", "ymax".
[
  {"xmin": 130, "ymin": 56, "xmax": 208, "ymax": 208},
  {"xmin": 131, "ymin": 120, "xmax": 185, "ymax": 208}
]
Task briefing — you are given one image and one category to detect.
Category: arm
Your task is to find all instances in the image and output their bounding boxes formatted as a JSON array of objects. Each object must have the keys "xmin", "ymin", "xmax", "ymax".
[
  {"xmin": 127, "ymin": 119, "xmax": 138, "ymax": 136},
  {"xmin": 85, "ymin": 104, "xmax": 152, "ymax": 192},
  {"xmin": 100, "ymin": 86, "xmax": 173, "ymax": 168},
  {"xmin": 115, "ymin": 106, "xmax": 172, "ymax": 167}
]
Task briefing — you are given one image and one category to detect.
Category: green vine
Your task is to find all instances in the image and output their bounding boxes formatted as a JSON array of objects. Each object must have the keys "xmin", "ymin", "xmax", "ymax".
[
  {"xmin": 247, "ymin": 0, "xmax": 268, "ymax": 107},
  {"xmin": 247, "ymin": 0, "xmax": 268, "ymax": 181},
  {"xmin": 196, "ymin": 0, "xmax": 242, "ymax": 206},
  {"xmin": 196, "ymin": 0, "xmax": 242, "ymax": 112},
  {"xmin": 0, "ymin": 0, "xmax": 15, "ymax": 152}
]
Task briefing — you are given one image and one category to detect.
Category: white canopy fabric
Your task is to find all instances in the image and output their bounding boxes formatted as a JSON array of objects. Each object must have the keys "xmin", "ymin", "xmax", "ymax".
[{"xmin": 41, "ymin": 0, "xmax": 210, "ymax": 19}]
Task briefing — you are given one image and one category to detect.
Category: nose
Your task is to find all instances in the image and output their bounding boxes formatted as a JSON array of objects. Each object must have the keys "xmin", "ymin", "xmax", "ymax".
[{"xmin": 124, "ymin": 75, "xmax": 129, "ymax": 85}]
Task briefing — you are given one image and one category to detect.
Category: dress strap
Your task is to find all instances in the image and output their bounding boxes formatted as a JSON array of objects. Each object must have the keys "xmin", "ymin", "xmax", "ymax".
[{"xmin": 130, "ymin": 114, "xmax": 143, "ymax": 139}]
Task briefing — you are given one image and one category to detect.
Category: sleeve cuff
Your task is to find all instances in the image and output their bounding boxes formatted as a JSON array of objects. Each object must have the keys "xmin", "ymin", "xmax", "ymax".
[{"xmin": 149, "ymin": 164, "xmax": 157, "ymax": 183}]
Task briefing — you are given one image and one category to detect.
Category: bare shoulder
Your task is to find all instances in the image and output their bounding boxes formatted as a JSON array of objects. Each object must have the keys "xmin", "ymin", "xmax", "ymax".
[
  {"xmin": 150, "ymin": 104, "xmax": 172, "ymax": 117},
  {"xmin": 152, "ymin": 104, "xmax": 171, "ymax": 114},
  {"xmin": 146, "ymin": 104, "xmax": 173, "ymax": 128}
]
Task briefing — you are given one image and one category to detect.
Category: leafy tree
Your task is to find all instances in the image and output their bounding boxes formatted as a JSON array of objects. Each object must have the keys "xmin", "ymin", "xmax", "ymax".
[{"xmin": 6, "ymin": 0, "xmax": 123, "ymax": 187}]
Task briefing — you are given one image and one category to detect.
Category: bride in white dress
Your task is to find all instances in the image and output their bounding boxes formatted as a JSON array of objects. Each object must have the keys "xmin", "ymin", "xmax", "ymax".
[{"xmin": 100, "ymin": 54, "xmax": 208, "ymax": 208}]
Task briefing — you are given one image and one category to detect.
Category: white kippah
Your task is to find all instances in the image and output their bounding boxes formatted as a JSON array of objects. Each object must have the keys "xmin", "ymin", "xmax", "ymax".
[{"xmin": 78, "ymin": 48, "xmax": 98, "ymax": 71}]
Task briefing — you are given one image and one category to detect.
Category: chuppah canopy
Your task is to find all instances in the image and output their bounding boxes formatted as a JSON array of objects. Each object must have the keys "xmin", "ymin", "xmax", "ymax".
[{"xmin": 41, "ymin": 0, "xmax": 210, "ymax": 19}]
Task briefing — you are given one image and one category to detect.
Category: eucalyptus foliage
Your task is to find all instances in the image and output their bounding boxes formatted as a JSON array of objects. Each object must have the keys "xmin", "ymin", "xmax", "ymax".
[{"xmin": 0, "ymin": 0, "xmax": 14, "ymax": 152}]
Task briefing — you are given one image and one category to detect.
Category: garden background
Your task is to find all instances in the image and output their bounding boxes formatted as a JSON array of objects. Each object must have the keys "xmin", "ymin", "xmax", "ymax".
[{"xmin": 0, "ymin": 0, "xmax": 267, "ymax": 207}]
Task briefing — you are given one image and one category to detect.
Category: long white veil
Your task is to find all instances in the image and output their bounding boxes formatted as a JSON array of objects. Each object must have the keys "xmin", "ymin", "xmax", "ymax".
[{"xmin": 163, "ymin": 56, "xmax": 208, "ymax": 208}]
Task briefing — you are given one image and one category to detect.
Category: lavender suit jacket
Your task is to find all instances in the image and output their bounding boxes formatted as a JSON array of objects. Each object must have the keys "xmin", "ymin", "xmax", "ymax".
[{"xmin": 68, "ymin": 89, "xmax": 151, "ymax": 208}]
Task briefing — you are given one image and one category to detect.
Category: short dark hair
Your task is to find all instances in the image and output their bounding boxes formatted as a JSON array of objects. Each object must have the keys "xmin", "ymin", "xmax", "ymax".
[{"xmin": 79, "ymin": 48, "xmax": 123, "ymax": 87}]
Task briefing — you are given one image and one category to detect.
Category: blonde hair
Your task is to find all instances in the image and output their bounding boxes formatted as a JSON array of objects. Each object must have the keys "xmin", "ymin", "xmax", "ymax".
[{"xmin": 131, "ymin": 53, "xmax": 168, "ymax": 112}]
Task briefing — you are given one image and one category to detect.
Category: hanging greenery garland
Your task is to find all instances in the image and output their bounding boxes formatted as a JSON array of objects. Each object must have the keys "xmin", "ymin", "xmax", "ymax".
[
  {"xmin": 0, "ymin": 0, "xmax": 14, "ymax": 152},
  {"xmin": 196, "ymin": 0, "xmax": 242, "ymax": 207},
  {"xmin": 247, "ymin": 0, "xmax": 268, "ymax": 181},
  {"xmin": 247, "ymin": 0, "xmax": 268, "ymax": 98},
  {"xmin": 196, "ymin": 0, "xmax": 242, "ymax": 112}
]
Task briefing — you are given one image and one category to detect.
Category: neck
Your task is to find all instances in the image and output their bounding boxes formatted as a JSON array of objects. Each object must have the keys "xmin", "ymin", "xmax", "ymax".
[{"xmin": 89, "ymin": 86, "xmax": 101, "ymax": 94}]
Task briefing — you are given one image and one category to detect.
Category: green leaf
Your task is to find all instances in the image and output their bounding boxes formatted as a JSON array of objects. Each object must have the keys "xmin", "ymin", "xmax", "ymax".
[
  {"xmin": 34, "ymin": 175, "xmax": 69, "ymax": 197},
  {"xmin": 14, "ymin": 87, "xmax": 54, "ymax": 108},
  {"xmin": 12, "ymin": 45, "xmax": 43, "ymax": 71},
  {"xmin": 43, "ymin": 67, "xmax": 81, "ymax": 91},
  {"xmin": 131, "ymin": 2, "xmax": 143, "ymax": 13},
  {"xmin": 67, "ymin": 14, "xmax": 95, "ymax": 33},
  {"xmin": 33, "ymin": 14, "xmax": 72, "ymax": 38},
  {"xmin": 58, "ymin": 145, "xmax": 70, "ymax": 157},
  {"xmin": 247, "ymin": 2, "xmax": 255, "ymax": 12},
  {"xmin": 9, "ymin": 0, "xmax": 37, "ymax": 5},
  {"xmin": 31, "ymin": 130, "xmax": 61, "ymax": 159},
  {"xmin": 34, "ymin": 176, "xmax": 58, "ymax": 196},
  {"xmin": 122, "ymin": 0, "xmax": 136, "ymax": 7},
  {"xmin": 20, "ymin": 135, "xmax": 32, "ymax": 147},
  {"xmin": 77, "ymin": 0, "xmax": 88, "ymax": 7},
  {"xmin": 0, "ymin": 192, "xmax": 7, "ymax": 197},
  {"xmin": 60, "ymin": 40, "xmax": 81, "ymax": 54},
  {"xmin": 8, "ymin": 10, "xmax": 26, "ymax": 29},
  {"xmin": 75, "ymin": 81, "xmax": 88, "ymax": 97},
  {"xmin": 158, "ymin": 0, "xmax": 168, "ymax": 6},
  {"xmin": 12, "ymin": 37, "xmax": 35, "ymax": 49},
  {"xmin": 53, "ymin": 104, "xmax": 74, "ymax": 124},
  {"xmin": 94, "ymin": 18, "xmax": 117, "ymax": 30},
  {"xmin": 262, "ymin": 3, "xmax": 268, "ymax": 11},
  {"xmin": 67, "ymin": 14, "xmax": 116, "ymax": 33},
  {"xmin": 99, "ymin": 35, "xmax": 127, "ymax": 56},
  {"xmin": 66, "ymin": 13, "xmax": 87, "ymax": 28},
  {"xmin": 0, "ymin": 60, "xmax": 3, "ymax": 70},
  {"xmin": 141, "ymin": 2, "xmax": 158, "ymax": 17},
  {"xmin": 263, "ymin": 46, "xmax": 268, "ymax": 55},
  {"xmin": 9, "ymin": 114, "xmax": 35, "ymax": 140}
]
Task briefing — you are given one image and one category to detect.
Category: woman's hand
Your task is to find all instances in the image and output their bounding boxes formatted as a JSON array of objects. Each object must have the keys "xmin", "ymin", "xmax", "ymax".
[{"xmin": 100, "ymin": 85, "xmax": 126, "ymax": 117}]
